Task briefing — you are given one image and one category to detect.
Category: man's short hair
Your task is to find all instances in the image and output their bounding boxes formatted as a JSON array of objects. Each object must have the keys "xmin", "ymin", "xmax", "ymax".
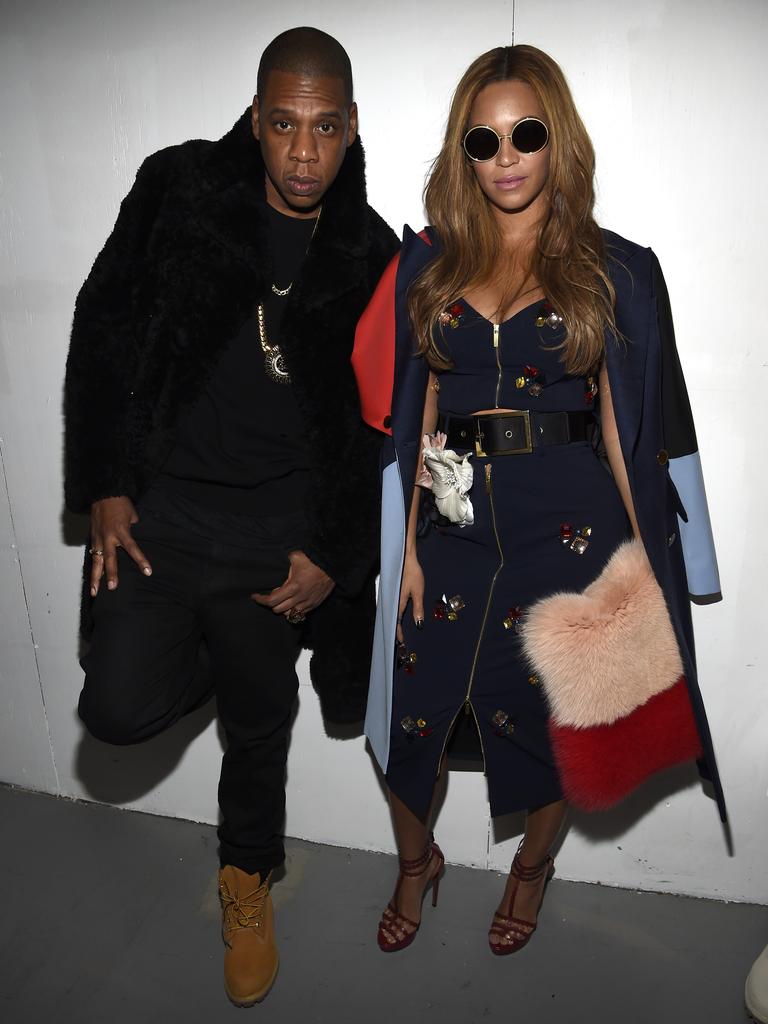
[{"xmin": 257, "ymin": 27, "xmax": 353, "ymax": 106}]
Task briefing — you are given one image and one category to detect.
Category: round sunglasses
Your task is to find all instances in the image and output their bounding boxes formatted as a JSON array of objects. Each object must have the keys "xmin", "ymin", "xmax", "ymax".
[{"xmin": 462, "ymin": 118, "xmax": 549, "ymax": 161}]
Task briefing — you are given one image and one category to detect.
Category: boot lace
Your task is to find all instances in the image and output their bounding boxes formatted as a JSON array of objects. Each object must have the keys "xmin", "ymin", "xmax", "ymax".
[{"xmin": 219, "ymin": 878, "xmax": 269, "ymax": 943}]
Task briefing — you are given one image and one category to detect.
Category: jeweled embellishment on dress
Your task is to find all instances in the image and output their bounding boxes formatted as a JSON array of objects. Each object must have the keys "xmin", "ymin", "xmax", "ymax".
[
  {"xmin": 438, "ymin": 302, "xmax": 465, "ymax": 329},
  {"xmin": 560, "ymin": 522, "xmax": 592, "ymax": 554},
  {"xmin": 515, "ymin": 363, "xmax": 545, "ymax": 398},
  {"xmin": 535, "ymin": 302, "xmax": 563, "ymax": 329},
  {"xmin": 503, "ymin": 606, "xmax": 524, "ymax": 632},
  {"xmin": 396, "ymin": 642, "xmax": 418, "ymax": 674},
  {"xmin": 492, "ymin": 710, "xmax": 516, "ymax": 737},
  {"xmin": 432, "ymin": 594, "xmax": 466, "ymax": 622},
  {"xmin": 401, "ymin": 716, "xmax": 433, "ymax": 740}
]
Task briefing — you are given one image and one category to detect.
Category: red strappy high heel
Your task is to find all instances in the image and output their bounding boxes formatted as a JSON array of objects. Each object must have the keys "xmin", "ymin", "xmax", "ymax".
[
  {"xmin": 377, "ymin": 836, "xmax": 445, "ymax": 953},
  {"xmin": 488, "ymin": 845, "xmax": 555, "ymax": 955}
]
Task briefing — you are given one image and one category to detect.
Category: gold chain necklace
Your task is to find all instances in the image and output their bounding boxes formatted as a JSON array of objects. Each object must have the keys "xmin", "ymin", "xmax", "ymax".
[
  {"xmin": 269, "ymin": 207, "xmax": 322, "ymax": 297},
  {"xmin": 260, "ymin": 208, "xmax": 322, "ymax": 383}
]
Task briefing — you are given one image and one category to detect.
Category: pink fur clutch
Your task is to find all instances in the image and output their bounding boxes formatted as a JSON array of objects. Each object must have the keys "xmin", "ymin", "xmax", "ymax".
[{"xmin": 521, "ymin": 538, "xmax": 703, "ymax": 810}]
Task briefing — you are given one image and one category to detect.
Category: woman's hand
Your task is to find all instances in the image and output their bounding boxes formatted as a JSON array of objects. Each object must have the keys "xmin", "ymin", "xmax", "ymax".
[
  {"xmin": 397, "ymin": 550, "xmax": 425, "ymax": 643},
  {"xmin": 396, "ymin": 372, "xmax": 437, "ymax": 642}
]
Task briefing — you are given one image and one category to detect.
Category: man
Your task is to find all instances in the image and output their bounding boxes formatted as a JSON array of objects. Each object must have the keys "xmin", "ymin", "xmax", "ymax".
[{"xmin": 64, "ymin": 26, "xmax": 399, "ymax": 1005}]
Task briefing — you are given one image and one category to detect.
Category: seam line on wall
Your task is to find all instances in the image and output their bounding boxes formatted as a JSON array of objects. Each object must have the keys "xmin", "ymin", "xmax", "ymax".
[{"xmin": 0, "ymin": 440, "xmax": 60, "ymax": 792}]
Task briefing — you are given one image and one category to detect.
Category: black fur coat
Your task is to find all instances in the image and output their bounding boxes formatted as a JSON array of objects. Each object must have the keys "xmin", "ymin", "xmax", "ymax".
[{"xmin": 64, "ymin": 109, "xmax": 400, "ymax": 722}]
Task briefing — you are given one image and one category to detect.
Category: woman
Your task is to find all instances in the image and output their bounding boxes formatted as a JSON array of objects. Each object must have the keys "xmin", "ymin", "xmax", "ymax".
[{"xmin": 352, "ymin": 45, "xmax": 724, "ymax": 955}]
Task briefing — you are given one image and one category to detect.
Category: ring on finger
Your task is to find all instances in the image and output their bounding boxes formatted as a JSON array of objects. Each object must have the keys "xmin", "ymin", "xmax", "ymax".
[
  {"xmin": 286, "ymin": 608, "xmax": 306, "ymax": 624},
  {"xmin": 89, "ymin": 548, "xmax": 104, "ymax": 557}
]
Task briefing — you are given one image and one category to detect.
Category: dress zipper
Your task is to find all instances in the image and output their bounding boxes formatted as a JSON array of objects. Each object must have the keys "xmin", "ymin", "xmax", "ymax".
[
  {"xmin": 493, "ymin": 322, "xmax": 502, "ymax": 407},
  {"xmin": 435, "ymin": 463, "xmax": 503, "ymax": 775}
]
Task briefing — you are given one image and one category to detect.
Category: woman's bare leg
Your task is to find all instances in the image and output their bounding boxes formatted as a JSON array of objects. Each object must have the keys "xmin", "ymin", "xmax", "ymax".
[
  {"xmin": 380, "ymin": 765, "xmax": 448, "ymax": 943},
  {"xmin": 493, "ymin": 798, "xmax": 567, "ymax": 948}
]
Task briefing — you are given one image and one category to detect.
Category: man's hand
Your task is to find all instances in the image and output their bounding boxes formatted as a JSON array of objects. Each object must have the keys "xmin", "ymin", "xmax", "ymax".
[
  {"xmin": 251, "ymin": 550, "xmax": 334, "ymax": 618},
  {"xmin": 89, "ymin": 496, "xmax": 152, "ymax": 596}
]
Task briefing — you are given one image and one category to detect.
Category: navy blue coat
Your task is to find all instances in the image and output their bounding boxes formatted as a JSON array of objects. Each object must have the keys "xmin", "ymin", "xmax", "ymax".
[{"xmin": 353, "ymin": 226, "xmax": 726, "ymax": 822}]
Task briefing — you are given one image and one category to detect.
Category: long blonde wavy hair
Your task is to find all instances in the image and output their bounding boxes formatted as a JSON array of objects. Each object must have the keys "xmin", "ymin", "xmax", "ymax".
[{"xmin": 409, "ymin": 45, "xmax": 616, "ymax": 375}]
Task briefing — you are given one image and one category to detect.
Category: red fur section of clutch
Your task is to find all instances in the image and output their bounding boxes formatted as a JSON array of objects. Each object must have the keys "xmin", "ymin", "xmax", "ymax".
[{"xmin": 548, "ymin": 678, "xmax": 703, "ymax": 810}]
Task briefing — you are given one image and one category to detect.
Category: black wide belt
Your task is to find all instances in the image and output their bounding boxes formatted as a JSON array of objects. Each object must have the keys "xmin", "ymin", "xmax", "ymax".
[{"xmin": 437, "ymin": 410, "xmax": 594, "ymax": 456}]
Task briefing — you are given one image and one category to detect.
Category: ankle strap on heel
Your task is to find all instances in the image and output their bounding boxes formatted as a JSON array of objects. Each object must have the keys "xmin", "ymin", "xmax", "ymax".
[
  {"xmin": 510, "ymin": 844, "xmax": 552, "ymax": 882},
  {"xmin": 398, "ymin": 836, "xmax": 435, "ymax": 877}
]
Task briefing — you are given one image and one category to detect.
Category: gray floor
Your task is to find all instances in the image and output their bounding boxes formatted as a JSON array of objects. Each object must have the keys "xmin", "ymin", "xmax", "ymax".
[{"xmin": 1, "ymin": 785, "xmax": 765, "ymax": 1024}]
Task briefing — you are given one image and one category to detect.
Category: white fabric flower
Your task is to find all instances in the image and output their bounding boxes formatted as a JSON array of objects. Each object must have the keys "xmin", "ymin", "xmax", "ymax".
[
  {"xmin": 415, "ymin": 431, "xmax": 446, "ymax": 488},
  {"xmin": 418, "ymin": 432, "xmax": 474, "ymax": 527}
]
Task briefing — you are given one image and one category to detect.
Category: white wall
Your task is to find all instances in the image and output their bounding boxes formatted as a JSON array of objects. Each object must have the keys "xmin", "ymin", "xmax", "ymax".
[{"xmin": 1, "ymin": 0, "xmax": 766, "ymax": 904}]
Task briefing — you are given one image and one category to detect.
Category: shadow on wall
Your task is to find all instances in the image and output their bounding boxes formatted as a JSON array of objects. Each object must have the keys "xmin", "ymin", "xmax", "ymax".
[
  {"xmin": 568, "ymin": 765, "xmax": 733, "ymax": 854},
  {"xmin": 75, "ymin": 699, "xmax": 217, "ymax": 805},
  {"xmin": 491, "ymin": 762, "xmax": 732, "ymax": 856},
  {"xmin": 76, "ymin": 688, "xmax": 304, "ymax": 828},
  {"xmin": 570, "ymin": 763, "xmax": 706, "ymax": 839}
]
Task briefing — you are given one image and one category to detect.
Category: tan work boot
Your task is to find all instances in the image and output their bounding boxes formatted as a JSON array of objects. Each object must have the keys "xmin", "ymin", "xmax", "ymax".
[{"xmin": 218, "ymin": 865, "xmax": 278, "ymax": 1005}]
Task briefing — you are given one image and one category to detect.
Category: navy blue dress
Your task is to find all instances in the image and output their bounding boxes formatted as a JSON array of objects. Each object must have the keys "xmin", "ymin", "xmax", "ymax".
[{"xmin": 385, "ymin": 299, "xmax": 631, "ymax": 821}]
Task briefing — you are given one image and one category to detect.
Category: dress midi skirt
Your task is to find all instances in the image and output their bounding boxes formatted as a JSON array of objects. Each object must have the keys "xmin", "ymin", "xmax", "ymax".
[{"xmin": 385, "ymin": 303, "xmax": 631, "ymax": 821}]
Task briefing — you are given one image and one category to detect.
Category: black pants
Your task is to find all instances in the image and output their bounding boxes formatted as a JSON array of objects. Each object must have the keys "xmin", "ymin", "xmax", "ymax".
[{"xmin": 78, "ymin": 497, "xmax": 306, "ymax": 877}]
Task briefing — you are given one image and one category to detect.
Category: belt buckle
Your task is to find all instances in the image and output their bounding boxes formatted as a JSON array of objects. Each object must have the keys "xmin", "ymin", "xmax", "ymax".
[
  {"xmin": 477, "ymin": 410, "xmax": 532, "ymax": 456},
  {"xmin": 506, "ymin": 409, "xmax": 533, "ymax": 454}
]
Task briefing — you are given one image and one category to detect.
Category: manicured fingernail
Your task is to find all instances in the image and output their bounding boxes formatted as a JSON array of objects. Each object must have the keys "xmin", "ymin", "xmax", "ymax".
[
  {"xmin": 143, "ymin": 567, "xmax": 152, "ymax": 575},
  {"xmin": 107, "ymin": 580, "xmax": 116, "ymax": 590},
  {"xmin": 90, "ymin": 587, "xmax": 96, "ymax": 597},
  {"xmin": 416, "ymin": 619, "xmax": 424, "ymax": 630}
]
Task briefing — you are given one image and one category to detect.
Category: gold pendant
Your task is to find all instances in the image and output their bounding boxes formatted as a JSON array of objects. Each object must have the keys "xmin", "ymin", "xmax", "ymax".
[
  {"xmin": 257, "ymin": 303, "xmax": 291, "ymax": 385},
  {"xmin": 264, "ymin": 347, "xmax": 291, "ymax": 385}
]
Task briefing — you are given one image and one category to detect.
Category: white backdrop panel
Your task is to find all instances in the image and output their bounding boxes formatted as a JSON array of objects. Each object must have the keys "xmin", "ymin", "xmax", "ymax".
[{"xmin": 0, "ymin": 0, "xmax": 765, "ymax": 903}]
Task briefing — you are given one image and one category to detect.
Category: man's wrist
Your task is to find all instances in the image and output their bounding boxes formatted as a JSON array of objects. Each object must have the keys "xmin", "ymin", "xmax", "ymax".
[{"xmin": 289, "ymin": 550, "xmax": 332, "ymax": 579}]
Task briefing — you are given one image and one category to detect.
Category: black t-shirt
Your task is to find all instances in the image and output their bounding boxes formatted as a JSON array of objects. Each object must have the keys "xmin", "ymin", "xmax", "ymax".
[{"xmin": 155, "ymin": 204, "xmax": 318, "ymax": 513}]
